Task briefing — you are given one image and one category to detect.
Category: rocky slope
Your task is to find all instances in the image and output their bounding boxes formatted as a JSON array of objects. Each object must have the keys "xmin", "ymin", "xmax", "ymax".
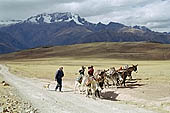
[{"xmin": 0, "ymin": 75, "xmax": 38, "ymax": 113}]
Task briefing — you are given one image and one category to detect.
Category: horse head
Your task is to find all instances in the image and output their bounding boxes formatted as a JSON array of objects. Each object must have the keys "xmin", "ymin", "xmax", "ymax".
[{"xmin": 132, "ymin": 64, "xmax": 138, "ymax": 73}]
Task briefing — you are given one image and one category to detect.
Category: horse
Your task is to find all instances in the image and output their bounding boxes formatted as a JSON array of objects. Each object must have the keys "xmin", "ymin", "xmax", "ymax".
[
  {"xmin": 94, "ymin": 70, "xmax": 108, "ymax": 89},
  {"xmin": 105, "ymin": 67, "xmax": 123, "ymax": 88},
  {"xmin": 84, "ymin": 76, "xmax": 102, "ymax": 99},
  {"xmin": 84, "ymin": 70, "xmax": 107, "ymax": 98},
  {"xmin": 74, "ymin": 74, "xmax": 88, "ymax": 94},
  {"xmin": 127, "ymin": 64, "xmax": 138, "ymax": 80},
  {"xmin": 118, "ymin": 64, "xmax": 138, "ymax": 87}
]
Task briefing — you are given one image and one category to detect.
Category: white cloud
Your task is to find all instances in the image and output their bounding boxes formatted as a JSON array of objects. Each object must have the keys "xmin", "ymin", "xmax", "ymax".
[
  {"xmin": 0, "ymin": 0, "xmax": 170, "ymax": 32},
  {"xmin": 86, "ymin": 0, "xmax": 170, "ymax": 32}
]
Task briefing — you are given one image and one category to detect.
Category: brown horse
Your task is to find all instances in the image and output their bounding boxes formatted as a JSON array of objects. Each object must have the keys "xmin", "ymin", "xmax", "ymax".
[{"xmin": 119, "ymin": 70, "xmax": 129, "ymax": 87}]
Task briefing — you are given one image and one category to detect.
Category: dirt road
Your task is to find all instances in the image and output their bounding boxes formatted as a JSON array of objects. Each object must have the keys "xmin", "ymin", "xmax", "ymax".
[{"xmin": 0, "ymin": 64, "xmax": 156, "ymax": 113}]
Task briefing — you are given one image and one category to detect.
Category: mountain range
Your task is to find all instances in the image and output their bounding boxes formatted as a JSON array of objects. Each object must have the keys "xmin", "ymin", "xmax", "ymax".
[{"xmin": 0, "ymin": 12, "xmax": 170, "ymax": 54}]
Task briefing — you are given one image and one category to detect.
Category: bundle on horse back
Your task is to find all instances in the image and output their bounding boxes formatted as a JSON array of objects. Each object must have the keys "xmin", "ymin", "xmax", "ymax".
[
  {"xmin": 94, "ymin": 70, "xmax": 107, "ymax": 79},
  {"xmin": 94, "ymin": 70, "xmax": 108, "ymax": 89},
  {"xmin": 85, "ymin": 76, "xmax": 95, "ymax": 86},
  {"xmin": 76, "ymin": 75, "xmax": 83, "ymax": 84}
]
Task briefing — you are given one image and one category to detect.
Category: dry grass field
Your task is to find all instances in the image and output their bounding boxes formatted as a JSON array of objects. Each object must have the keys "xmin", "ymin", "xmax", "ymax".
[
  {"xmin": 3, "ymin": 57, "xmax": 170, "ymax": 112},
  {"xmin": 1, "ymin": 42, "xmax": 170, "ymax": 112},
  {"xmin": 4, "ymin": 57, "xmax": 170, "ymax": 81}
]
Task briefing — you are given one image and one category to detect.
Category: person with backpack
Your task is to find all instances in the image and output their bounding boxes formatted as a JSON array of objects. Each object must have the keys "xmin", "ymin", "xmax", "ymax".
[
  {"xmin": 88, "ymin": 65, "xmax": 94, "ymax": 77},
  {"xmin": 55, "ymin": 67, "xmax": 64, "ymax": 92},
  {"xmin": 79, "ymin": 66, "xmax": 86, "ymax": 75}
]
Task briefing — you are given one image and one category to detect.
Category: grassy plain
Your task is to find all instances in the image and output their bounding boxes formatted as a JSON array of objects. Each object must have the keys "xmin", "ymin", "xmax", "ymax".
[
  {"xmin": 1, "ymin": 42, "xmax": 170, "ymax": 113},
  {"xmin": 4, "ymin": 57, "xmax": 170, "ymax": 82}
]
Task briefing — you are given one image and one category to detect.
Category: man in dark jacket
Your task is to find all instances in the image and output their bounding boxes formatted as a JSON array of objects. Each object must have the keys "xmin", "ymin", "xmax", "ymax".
[{"xmin": 55, "ymin": 67, "xmax": 64, "ymax": 92}]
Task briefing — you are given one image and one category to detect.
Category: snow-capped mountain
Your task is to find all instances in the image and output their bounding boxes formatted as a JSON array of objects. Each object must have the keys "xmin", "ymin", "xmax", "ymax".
[
  {"xmin": 133, "ymin": 25, "xmax": 151, "ymax": 32},
  {"xmin": 2, "ymin": 11, "xmax": 170, "ymax": 54},
  {"xmin": 24, "ymin": 12, "xmax": 89, "ymax": 25},
  {"xmin": 0, "ymin": 12, "xmax": 91, "ymax": 27}
]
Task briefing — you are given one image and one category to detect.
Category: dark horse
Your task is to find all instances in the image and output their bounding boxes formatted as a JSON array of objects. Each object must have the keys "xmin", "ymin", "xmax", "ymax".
[
  {"xmin": 119, "ymin": 64, "xmax": 138, "ymax": 87},
  {"xmin": 127, "ymin": 64, "xmax": 138, "ymax": 80}
]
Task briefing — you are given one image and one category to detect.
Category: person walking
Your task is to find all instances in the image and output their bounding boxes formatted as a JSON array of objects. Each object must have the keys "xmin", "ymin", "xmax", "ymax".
[{"xmin": 55, "ymin": 67, "xmax": 64, "ymax": 92}]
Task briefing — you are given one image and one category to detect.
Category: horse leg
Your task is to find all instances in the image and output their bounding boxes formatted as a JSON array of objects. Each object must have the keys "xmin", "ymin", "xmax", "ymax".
[
  {"xmin": 123, "ymin": 74, "xmax": 128, "ymax": 87},
  {"xmin": 106, "ymin": 79, "xmax": 110, "ymax": 88},
  {"xmin": 92, "ymin": 89, "xmax": 96, "ymax": 99},
  {"xmin": 74, "ymin": 81, "xmax": 78, "ymax": 93},
  {"xmin": 116, "ymin": 78, "xmax": 121, "ymax": 86},
  {"xmin": 103, "ymin": 78, "xmax": 109, "ymax": 88},
  {"xmin": 121, "ymin": 73, "xmax": 127, "ymax": 87},
  {"xmin": 80, "ymin": 76, "xmax": 87, "ymax": 93},
  {"xmin": 129, "ymin": 75, "xmax": 132, "ymax": 80},
  {"xmin": 123, "ymin": 80, "xmax": 126, "ymax": 87},
  {"xmin": 118, "ymin": 73, "xmax": 123, "ymax": 85},
  {"xmin": 121, "ymin": 78, "xmax": 126, "ymax": 87},
  {"xmin": 85, "ymin": 86, "xmax": 90, "ymax": 97},
  {"xmin": 96, "ymin": 82, "xmax": 102, "ymax": 98},
  {"xmin": 91, "ymin": 82, "xmax": 97, "ymax": 99},
  {"xmin": 80, "ymin": 83, "xmax": 85, "ymax": 93},
  {"xmin": 111, "ymin": 75, "xmax": 117, "ymax": 89},
  {"xmin": 95, "ymin": 89, "xmax": 100, "ymax": 98},
  {"xmin": 78, "ymin": 83, "xmax": 82, "ymax": 94},
  {"xmin": 113, "ymin": 79, "xmax": 117, "ymax": 89},
  {"xmin": 129, "ymin": 72, "xmax": 132, "ymax": 80}
]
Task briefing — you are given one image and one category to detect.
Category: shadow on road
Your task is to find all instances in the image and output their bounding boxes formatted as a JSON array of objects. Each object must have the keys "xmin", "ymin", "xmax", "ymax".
[
  {"xmin": 101, "ymin": 91, "xmax": 119, "ymax": 101},
  {"xmin": 48, "ymin": 89, "xmax": 75, "ymax": 92}
]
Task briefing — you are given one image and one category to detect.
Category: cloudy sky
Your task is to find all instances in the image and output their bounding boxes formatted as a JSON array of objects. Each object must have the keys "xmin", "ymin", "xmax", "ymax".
[{"xmin": 0, "ymin": 0, "xmax": 170, "ymax": 32}]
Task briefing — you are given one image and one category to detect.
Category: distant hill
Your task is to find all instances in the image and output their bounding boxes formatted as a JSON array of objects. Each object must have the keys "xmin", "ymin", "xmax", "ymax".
[
  {"xmin": 0, "ymin": 12, "xmax": 170, "ymax": 54},
  {"xmin": 0, "ymin": 42, "xmax": 170, "ymax": 60},
  {"xmin": 0, "ymin": 31, "xmax": 26, "ymax": 53}
]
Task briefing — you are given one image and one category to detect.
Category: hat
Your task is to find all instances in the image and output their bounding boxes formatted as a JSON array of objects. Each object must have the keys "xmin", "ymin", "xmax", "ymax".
[{"xmin": 59, "ymin": 67, "xmax": 63, "ymax": 70}]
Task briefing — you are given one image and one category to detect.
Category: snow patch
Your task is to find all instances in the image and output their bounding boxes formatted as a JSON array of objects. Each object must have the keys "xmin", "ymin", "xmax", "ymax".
[
  {"xmin": 72, "ymin": 14, "xmax": 83, "ymax": 25},
  {"xmin": 43, "ymin": 15, "xmax": 52, "ymax": 23}
]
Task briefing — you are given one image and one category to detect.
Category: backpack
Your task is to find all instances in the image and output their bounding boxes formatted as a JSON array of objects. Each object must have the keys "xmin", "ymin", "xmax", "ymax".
[{"xmin": 88, "ymin": 68, "xmax": 94, "ymax": 75}]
